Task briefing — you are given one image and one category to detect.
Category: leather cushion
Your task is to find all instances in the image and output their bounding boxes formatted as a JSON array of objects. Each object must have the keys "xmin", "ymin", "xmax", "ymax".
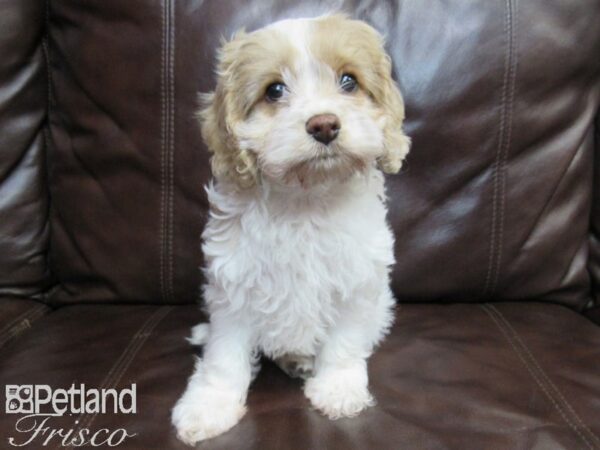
[
  {"xmin": 0, "ymin": 0, "xmax": 50, "ymax": 297},
  {"xmin": 45, "ymin": 1, "xmax": 600, "ymax": 306},
  {"xmin": 589, "ymin": 113, "xmax": 600, "ymax": 319},
  {"xmin": 1, "ymin": 303, "xmax": 599, "ymax": 449}
]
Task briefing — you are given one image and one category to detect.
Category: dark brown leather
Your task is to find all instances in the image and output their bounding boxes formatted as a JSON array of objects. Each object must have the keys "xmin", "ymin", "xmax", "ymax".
[
  {"xmin": 44, "ymin": 1, "xmax": 208, "ymax": 305},
  {"xmin": 1, "ymin": 1, "xmax": 600, "ymax": 449},
  {"xmin": 0, "ymin": 0, "xmax": 50, "ymax": 298},
  {"xmin": 44, "ymin": 1, "xmax": 600, "ymax": 307},
  {"xmin": 389, "ymin": 0, "xmax": 599, "ymax": 307},
  {"xmin": 1, "ymin": 303, "xmax": 599, "ymax": 449},
  {"xmin": 589, "ymin": 111, "xmax": 600, "ymax": 320},
  {"xmin": 0, "ymin": 298, "xmax": 49, "ymax": 349}
]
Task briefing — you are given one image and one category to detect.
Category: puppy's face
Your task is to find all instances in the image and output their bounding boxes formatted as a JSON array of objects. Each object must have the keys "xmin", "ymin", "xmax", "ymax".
[{"xmin": 201, "ymin": 15, "xmax": 410, "ymax": 188}]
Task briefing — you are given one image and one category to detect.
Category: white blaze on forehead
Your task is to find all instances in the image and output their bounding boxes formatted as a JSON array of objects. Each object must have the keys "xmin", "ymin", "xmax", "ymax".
[
  {"xmin": 265, "ymin": 18, "xmax": 336, "ymax": 105},
  {"xmin": 272, "ymin": 19, "xmax": 312, "ymax": 64},
  {"xmin": 264, "ymin": 17, "xmax": 312, "ymax": 52}
]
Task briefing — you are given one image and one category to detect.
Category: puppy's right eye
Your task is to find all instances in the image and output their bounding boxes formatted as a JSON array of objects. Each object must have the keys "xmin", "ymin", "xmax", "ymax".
[{"xmin": 265, "ymin": 82, "xmax": 286, "ymax": 102}]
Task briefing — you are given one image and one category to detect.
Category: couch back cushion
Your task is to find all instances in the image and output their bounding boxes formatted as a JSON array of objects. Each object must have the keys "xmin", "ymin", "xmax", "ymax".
[
  {"xmin": 45, "ymin": 0, "xmax": 600, "ymax": 306},
  {"xmin": 591, "ymin": 114, "xmax": 600, "ymax": 313},
  {"xmin": 0, "ymin": 0, "xmax": 50, "ymax": 298}
]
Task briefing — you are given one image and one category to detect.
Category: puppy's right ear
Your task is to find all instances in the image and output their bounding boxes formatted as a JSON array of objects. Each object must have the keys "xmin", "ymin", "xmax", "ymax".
[
  {"xmin": 374, "ymin": 56, "xmax": 411, "ymax": 175},
  {"xmin": 198, "ymin": 33, "xmax": 258, "ymax": 189}
]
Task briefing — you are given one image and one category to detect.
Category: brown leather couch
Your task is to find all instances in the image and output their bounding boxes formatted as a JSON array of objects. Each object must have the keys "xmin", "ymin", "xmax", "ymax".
[{"xmin": 1, "ymin": 1, "xmax": 599, "ymax": 449}]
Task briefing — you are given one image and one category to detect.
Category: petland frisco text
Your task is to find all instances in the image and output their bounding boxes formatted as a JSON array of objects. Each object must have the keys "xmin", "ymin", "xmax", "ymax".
[{"xmin": 5, "ymin": 384, "xmax": 137, "ymax": 447}]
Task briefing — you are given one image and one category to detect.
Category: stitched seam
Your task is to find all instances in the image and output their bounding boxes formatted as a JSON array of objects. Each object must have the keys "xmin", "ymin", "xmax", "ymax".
[
  {"xmin": 160, "ymin": 0, "xmax": 175, "ymax": 303},
  {"xmin": 42, "ymin": 0, "xmax": 53, "ymax": 302},
  {"xmin": 159, "ymin": 0, "xmax": 168, "ymax": 303},
  {"xmin": 484, "ymin": 0, "xmax": 513, "ymax": 297},
  {"xmin": 489, "ymin": 305, "xmax": 600, "ymax": 446},
  {"xmin": 0, "ymin": 305, "xmax": 43, "ymax": 338},
  {"xmin": 54, "ymin": 315, "xmax": 156, "ymax": 450},
  {"xmin": 167, "ymin": 0, "xmax": 176, "ymax": 301},
  {"xmin": 43, "ymin": 0, "xmax": 53, "ymax": 117},
  {"xmin": 78, "ymin": 306, "xmax": 173, "ymax": 434},
  {"xmin": 59, "ymin": 307, "xmax": 171, "ymax": 448},
  {"xmin": 481, "ymin": 305, "xmax": 596, "ymax": 450},
  {"xmin": 481, "ymin": 305, "xmax": 594, "ymax": 449},
  {"xmin": 0, "ymin": 305, "xmax": 47, "ymax": 348},
  {"xmin": 56, "ymin": 307, "xmax": 173, "ymax": 450},
  {"xmin": 490, "ymin": 0, "xmax": 518, "ymax": 295}
]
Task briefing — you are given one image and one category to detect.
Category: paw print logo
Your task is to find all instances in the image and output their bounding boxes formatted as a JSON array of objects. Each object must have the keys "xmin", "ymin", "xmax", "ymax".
[{"xmin": 5, "ymin": 385, "xmax": 34, "ymax": 414}]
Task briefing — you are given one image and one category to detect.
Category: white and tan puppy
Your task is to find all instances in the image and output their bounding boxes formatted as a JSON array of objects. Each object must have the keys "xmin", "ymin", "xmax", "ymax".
[{"xmin": 172, "ymin": 14, "xmax": 410, "ymax": 444}]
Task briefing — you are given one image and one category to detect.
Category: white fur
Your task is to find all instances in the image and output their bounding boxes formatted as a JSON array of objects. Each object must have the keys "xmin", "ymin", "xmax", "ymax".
[
  {"xmin": 186, "ymin": 323, "xmax": 210, "ymax": 345},
  {"xmin": 172, "ymin": 17, "xmax": 401, "ymax": 445},
  {"xmin": 172, "ymin": 171, "xmax": 396, "ymax": 444}
]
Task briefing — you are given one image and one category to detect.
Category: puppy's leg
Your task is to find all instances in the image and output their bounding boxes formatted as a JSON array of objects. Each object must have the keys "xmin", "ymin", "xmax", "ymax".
[
  {"xmin": 304, "ymin": 285, "xmax": 395, "ymax": 419},
  {"xmin": 172, "ymin": 318, "xmax": 254, "ymax": 445}
]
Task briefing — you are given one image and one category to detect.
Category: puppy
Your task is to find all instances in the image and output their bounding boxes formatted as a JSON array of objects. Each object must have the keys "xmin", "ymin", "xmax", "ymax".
[{"xmin": 172, "ymin": 14, "xmax": 410, "ymax": 444}]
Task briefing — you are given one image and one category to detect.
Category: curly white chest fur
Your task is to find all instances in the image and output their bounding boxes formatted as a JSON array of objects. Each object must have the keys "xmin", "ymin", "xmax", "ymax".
[{"xmin": 201, "ymin": 168, "xmax": 395, "ymax": 357}]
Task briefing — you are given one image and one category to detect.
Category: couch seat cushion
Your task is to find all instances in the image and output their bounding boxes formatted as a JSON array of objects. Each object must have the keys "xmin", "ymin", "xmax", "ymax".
[{"xmin": 0, "ymin": 303, "xmax": 598, "ymax": 449}]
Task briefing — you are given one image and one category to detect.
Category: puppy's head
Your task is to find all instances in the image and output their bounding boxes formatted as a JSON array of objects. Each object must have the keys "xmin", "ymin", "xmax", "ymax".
[{"xmin": 201, "ymin": 15, "xmax": 410, "ymax": 188}]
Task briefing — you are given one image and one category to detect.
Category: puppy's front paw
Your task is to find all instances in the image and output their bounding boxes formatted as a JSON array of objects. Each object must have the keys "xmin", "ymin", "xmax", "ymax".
[
  {"xmin": 172, "ymin": 387, "xmax": 246, "ymax": 445},
  {"xmin": 304, "ymin": 368, "xmax": 375, "ymax": 419}
]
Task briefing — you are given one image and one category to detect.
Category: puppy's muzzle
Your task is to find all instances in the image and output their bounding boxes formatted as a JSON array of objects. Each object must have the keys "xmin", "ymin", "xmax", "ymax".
[{"xmin": 306, "ymin": 114, "xmax": 340, "ymax": 145}]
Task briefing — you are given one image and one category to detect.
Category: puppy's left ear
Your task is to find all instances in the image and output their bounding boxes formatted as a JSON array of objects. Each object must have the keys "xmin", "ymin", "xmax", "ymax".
[{"xmin": 373, "ymin": 54, "xmax": 411, "ymax": 174}]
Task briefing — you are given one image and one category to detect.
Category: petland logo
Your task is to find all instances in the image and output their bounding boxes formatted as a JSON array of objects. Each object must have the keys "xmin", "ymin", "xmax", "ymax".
[{"xmin": 5, "ymin": 384, "xmax": 137, "ymax": 447}]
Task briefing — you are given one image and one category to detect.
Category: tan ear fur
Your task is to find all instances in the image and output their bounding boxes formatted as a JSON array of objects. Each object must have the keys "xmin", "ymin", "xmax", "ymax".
[
  {"xmin": 373, "ymin": 52, "xmax": 411, "ymax": 174},
  {"xmin": 199, "ymin": 32, "xmax": 258, "ymax": 189}
]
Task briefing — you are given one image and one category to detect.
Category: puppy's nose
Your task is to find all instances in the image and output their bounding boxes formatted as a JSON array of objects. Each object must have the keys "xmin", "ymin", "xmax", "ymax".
[{"xmin": 305, "ymin": 114, "xmax": 340, "ymax": 145}]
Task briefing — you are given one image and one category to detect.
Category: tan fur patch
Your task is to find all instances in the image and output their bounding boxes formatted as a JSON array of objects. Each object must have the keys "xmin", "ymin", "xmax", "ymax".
[{"xmin": 218, "ymin": 28, "xmax": 299, "ymax": 116}]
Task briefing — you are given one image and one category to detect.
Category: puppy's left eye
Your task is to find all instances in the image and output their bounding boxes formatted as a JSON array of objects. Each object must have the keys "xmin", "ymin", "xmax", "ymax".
[
  {"xmin": 265, "ymin": 82, "xmax": 287, "ymax": 102},
  {"xmin": 340, "ymin": 73, "xmax": 358, "ymax": 93}
]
